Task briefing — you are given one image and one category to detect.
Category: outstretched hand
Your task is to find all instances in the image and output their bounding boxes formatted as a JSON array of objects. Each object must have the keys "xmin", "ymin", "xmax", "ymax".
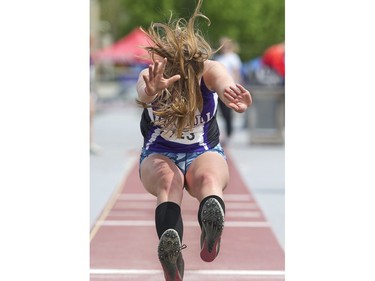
[
  {"xmin": 223, "ymin": 84, "xmax": 252, "ymax": 113},
  {"xmin": 143, "ymin": 57, "xmax": 181, "ymax": 96}
]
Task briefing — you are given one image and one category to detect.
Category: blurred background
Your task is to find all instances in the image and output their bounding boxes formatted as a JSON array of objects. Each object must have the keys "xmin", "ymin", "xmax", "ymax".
[
  {"xmin": 90, "ymin": 0, "xmax": 284, "ymax": 101},
  {"xmin": 90, "ymin": 0, "xmax": 285, "ymax": 248},
  {"xmin": 90, "ymin": 0, "xmax": 284, "ymax": 60}
]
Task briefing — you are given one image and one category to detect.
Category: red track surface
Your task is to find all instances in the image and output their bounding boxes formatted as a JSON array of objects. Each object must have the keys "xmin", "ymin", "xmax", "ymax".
[{"xmin": 90, "ymin": 154, "xmax": 284, "ymax": 280}]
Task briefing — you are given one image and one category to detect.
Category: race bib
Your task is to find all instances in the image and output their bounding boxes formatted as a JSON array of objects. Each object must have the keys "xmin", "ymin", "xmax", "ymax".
[{"xmin": 160, "ymin": 125, "xmax": 204, "ymax": 145}]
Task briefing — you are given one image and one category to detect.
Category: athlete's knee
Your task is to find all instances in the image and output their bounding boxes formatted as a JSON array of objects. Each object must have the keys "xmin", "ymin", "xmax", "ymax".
[
  {"xmin": 194, "ymin": 172, "xmax": 219, "ymax": 189},
  {"xmin": 156, "ymin": 173, "xmax": 184, "ymax": 195},
  {"xmin": 200, "ymin": 170, "xmax": 229, "ymax": 192}
]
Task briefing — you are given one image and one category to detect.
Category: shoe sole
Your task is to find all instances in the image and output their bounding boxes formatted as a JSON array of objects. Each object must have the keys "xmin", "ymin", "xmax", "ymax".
[
  {"xmin": 158, "ymin": 229, "xmax": 183, "ymax": 281},
  {"xmin": 200, "ymin": 198, "xmax": 225, "ymax": 262}
]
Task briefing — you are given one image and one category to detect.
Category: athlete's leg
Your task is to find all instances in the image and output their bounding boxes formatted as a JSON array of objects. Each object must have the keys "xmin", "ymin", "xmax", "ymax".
[
  {"xmin": 140, "ymin": 154, "xmax": 184, "ymax": 204},
  {"xmin": 140, "ymin": 154, "xmax": 185, "ymax": 280},
  {"xmin": 185, "ymin": 151, "xmax": 229, "ymax": 262},
  {"xmin": 185, "ymin": 151, "xmax": 229, "ymax": 201}
]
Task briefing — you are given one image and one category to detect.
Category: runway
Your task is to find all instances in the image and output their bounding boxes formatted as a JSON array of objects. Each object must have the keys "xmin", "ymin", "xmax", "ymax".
[{"xmin": 90, "ymin": 152, "xmax": 284, "ymax": 281}]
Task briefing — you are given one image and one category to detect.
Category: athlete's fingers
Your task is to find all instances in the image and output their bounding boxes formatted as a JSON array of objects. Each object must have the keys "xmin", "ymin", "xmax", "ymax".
[
  {"xmin": 235, "ymin": 85, "xmax": 252, "ymax": 106},
  {"xmin": 228, "ymin": 102, "xmax": 246, "ymax": 113},
  {"xmin": 224, "ymin": 87, "xmax": 238, "ymax": 99},
  {"xmin": 229, "ymin": 85, "xmax": 241, "ymax": 95},
  {"xmin": 143, "ymin": 74, "xmax": 151, "ymax": 89},
  {"xmin": 153, "ymin": 60, "xmax": 159, "ymax": 77},
  {"xmin": 148, "ymin": 64, "xmax": 154, "ymax": 81},
  {"xmin": 237, "ymin": 102, "xmax": 247, "ymax": 111},
  {"xmin": 156, "ymin": 58, "xmax": 167, "ymax": 78},
  {"xmin": 227, "ymin": 102, "xmax": 239, "ymax": 111},
  {"xmin": 236, "ymin": 84, "xmax": 248, "ymax": 93},
  {"xmin": 160, "ymin": 57, "xmax": 168, "ymax": 70},
  {"xmin": 223, "ymin": 91, "xmax": 239, "ymax": 104},
  {"xmin": 167, "ymin": 74, "xmax": 181, "ymax": 85}
]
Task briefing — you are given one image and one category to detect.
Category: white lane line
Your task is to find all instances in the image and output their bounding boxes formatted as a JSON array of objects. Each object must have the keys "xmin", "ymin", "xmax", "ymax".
[
  {"xmin": 96, "ymin": 220, "xmax": 270, "ymax": 227},
  {"xmin": 113, "ymin": 202, "xmax": 259, "ymax": 210},
  {"xmin": 117, "ymin": 194, "xmax": 155, "ymax": 200},
  {"xmin": 118, "ymin": 193, "xmax": 252, "ymax": 202},
  {"xmin": 91, "ymin": 269, "xmax": 160, "ymax": 275},
  {"xmin": 189, "ymin": 269, "xmax": 284, "ymax": 276},
  {"xmin": 108, "ymin": 210, "xmax": 153, "ymax": 217},
  {"xmin": 223, "ymin": 194, "xmax": 253, "ymax": 201},
  {"xmin": 225, "ymin": 202, "xmax": 259, "ymax": 209},
  {"xmin": 90, "ymin": 268, "xmax": 284, "ymax": 276},
  {"xmin": 114, "ymin": 202, "xmax": 156, "ymax": 209},
  {"xmin": 108, "ymin": 210, "xmax": 261, "ymax": 218},
  {"xmin": 227, "ymin": 211, "xmax": 261, "ymax": 218}
]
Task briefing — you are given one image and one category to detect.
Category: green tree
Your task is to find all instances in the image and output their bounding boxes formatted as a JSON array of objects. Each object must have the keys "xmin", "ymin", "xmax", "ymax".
[{"xmin": 98, "ymin": 0, "xmax": 284, "ymax": 61}]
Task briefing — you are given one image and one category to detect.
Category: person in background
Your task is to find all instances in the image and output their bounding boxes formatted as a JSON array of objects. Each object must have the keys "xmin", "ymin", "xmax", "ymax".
[
  {"xmin": 135, "ymin": 0, "xmax": 252, "ymax": 280},
  {"xmin": 215, "ymin": 37, "xmax": 243, "ymax": 146}
]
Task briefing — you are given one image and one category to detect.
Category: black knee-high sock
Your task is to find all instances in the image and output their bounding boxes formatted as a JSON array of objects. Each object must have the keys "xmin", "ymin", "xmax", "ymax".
[
  {"xmin": 155, "ymin": 202, "xmax": 184, "ymax": 241},
  {"xmin": 197, "ymin": 195, "xmax": 226, "ymax": 229}
]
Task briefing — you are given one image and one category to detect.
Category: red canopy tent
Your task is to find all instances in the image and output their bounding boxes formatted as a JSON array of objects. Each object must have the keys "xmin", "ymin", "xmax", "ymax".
[{"xmin": 94, "ymin": 27, "xmax": 152, "ymax": 65}]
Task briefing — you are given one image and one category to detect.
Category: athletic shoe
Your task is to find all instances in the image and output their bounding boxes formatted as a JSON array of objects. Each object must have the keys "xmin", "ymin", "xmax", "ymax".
[
  {"xmin": 158, "ymin": 229, "xmax": 187, "ymax": 281},
  {"xmin": 200, "ymin": 198, "xmax": 225, "ymax": 262}
]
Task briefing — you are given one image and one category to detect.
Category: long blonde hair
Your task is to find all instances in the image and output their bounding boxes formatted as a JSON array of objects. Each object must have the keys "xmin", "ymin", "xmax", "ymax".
[{"xmin": 137, "ymin": 0, "xmax": 214, "ymax": 138}]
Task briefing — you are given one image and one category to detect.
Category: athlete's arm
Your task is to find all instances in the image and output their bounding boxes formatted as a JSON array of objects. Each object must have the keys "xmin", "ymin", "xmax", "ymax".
[
  {"xmin": 137, "ymin": 58, "xmax": 181, "ymax": 104},
  {"xmin": 203, "ymin": 60, "xmax": 252, "ymax": 113}
]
